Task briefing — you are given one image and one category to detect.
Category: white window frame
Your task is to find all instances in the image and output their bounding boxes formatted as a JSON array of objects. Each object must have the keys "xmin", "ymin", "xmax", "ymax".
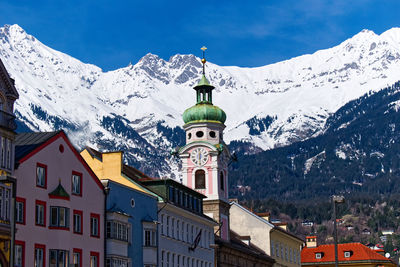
[
  {"xmin": 35, "ymin": 246, "xmax": 44, "ymax": 267},
  {"xmin": 36, "ymin": 165, "xmax": 46, "ymax": 188},
  {"xmin": 36, "ymin": 203, "xmax": 45, "ymax": 226},
  {"xmin": 16, "ymin": 200, "xmax": 24, "ymax": 224},
  {"xmin": 72, "ymin": 173, "xmax": 81, "ymax": 195},
  {"xmin": 144, "ymin": 228, "xmax": 156, "ymax": 247}
]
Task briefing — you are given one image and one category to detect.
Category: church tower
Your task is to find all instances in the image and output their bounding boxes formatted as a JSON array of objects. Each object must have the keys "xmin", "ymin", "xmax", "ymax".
[{"xmin": 179, "ymin": 47, "xmax": 231, "ymax": 240}]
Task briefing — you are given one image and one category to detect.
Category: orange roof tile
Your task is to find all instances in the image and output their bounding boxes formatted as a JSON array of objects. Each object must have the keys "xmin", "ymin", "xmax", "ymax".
[{"xmin": 301, "ymin": 243, "xmax": 393, "ymax": 264}]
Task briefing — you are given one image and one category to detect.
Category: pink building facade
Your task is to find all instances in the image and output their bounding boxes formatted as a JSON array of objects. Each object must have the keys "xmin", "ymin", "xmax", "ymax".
[{"xmin": 14, "ymin": 131, "xmax": 105, "ymax": 267}]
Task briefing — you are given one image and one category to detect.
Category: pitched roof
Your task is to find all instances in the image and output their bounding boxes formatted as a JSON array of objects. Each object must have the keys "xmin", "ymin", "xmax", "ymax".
[
  {"xmin": 15, "ymin": 131, "xmax": 104, "ymax": 190},
  {"xmin": 301, "ymin": 242, "xmax": 394, "ymax": 265},
  {"xmin": 122, "ymin": 164, "xmax": 155, "ymax": 182},
  {"xmin": 15, "ymin": 131, "xmax": 60, "ymax": 162}
]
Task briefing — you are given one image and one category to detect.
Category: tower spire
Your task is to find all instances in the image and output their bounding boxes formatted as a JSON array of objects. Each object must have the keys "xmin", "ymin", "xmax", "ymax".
[{"xmin": 201, "ymin": 46, "xmax": 207, "ymax": 75}]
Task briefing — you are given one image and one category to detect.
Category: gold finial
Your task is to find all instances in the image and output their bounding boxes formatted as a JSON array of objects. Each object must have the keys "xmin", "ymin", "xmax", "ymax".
[{"xmin": 201, "ymin": 46, "xmax": 207, "ymax": 74}]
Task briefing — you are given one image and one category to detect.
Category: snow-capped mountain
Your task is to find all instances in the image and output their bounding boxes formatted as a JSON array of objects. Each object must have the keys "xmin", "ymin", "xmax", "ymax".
[{"xmin": 1, "ymin": 24, "xmax": 400, "ymax": 176}]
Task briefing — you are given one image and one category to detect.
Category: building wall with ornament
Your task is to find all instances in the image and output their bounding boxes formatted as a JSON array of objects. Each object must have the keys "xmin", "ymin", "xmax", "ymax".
[
  {"xmin": 0, "ymin": 58, "xmax": 19, "ymax": 267},
  {"xmin": 14, "ymin": 131, "xmax": 105, "ymax": 267}
]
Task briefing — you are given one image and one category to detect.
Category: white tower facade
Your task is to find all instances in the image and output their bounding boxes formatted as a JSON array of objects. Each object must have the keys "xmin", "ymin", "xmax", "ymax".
[{"xmin": 178, "ymin": 50, "xmax": 231, "ymax": 241}]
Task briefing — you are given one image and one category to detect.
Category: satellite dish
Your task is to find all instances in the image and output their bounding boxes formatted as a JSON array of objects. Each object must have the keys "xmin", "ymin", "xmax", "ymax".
[{"xmin": 385, "ymin": 252, "xmax": 390, "ymax": 258}]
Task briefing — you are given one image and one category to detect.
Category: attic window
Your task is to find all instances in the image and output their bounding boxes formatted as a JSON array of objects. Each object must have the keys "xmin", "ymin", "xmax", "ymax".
[
  {"xmin": 315, "ymin": 253, "xmax": 322, "ymax": 259},
  {"xmin": 344, "ymin": 251, "xmax": 352, "ymax": 258}
]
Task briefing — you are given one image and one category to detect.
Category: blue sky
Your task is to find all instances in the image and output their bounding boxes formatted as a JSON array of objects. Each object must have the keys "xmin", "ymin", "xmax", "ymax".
[{"xmin": 1, "ymin": 0, "xmax": 399, "ymax": 71}]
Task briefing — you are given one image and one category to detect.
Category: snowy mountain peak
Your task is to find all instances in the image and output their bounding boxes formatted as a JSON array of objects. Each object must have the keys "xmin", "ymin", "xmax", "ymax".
[{"xmin": 1, "ymin": 24, "xmax": 400, "ymax": 176}]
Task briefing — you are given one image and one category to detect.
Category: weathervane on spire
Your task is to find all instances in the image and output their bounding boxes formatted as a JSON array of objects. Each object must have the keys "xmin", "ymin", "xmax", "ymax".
[{"xmin": 201, "ymin": 46, "xmax": 207, "ymax": 75}]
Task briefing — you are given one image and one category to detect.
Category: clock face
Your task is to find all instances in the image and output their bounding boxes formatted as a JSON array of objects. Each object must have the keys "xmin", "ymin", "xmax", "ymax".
[{"xmin": 191, "ymin": 148, "xmax": 208, "ymax": 166}]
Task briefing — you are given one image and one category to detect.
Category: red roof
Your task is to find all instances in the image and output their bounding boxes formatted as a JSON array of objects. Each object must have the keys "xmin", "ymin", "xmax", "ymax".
[{"xmin": 302, "ymin": 243, "xmax": 393, "ymax": 264}]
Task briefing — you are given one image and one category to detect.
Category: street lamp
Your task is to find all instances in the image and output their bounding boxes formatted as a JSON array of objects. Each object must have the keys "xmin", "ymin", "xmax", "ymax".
[{"xmin": 332, "ymin": 195, "xmax": 345, "ymax": 267}]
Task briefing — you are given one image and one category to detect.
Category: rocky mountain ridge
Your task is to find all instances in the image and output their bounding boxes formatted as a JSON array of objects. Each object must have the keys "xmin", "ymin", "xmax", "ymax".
[{"xmin": 1, "ymin": 24, "xmax": 400, "ymax": 176}]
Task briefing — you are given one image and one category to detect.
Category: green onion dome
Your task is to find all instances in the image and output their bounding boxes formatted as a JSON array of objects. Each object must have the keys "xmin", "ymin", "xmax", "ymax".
[{"xmin": 183, "ymin": 103, "xmax": 226, "ymax": 125}]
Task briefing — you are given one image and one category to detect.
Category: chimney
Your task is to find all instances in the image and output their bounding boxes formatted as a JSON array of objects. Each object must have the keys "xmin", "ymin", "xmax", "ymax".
[
  {"xmin": 306, "ymin": 236, "xmax": 317, "ymax": 248},
  {"xmin": 256, "ymin": 212, "xmax": 270, "ymax": 222}
]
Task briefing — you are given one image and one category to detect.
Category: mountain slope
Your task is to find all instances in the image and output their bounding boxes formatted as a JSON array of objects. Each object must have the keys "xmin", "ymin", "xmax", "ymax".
[
  {"xmin": 2, "ymin": 24, "xmax": 400, "ymax": 176},
  {"xmin": 229, "ymin": 81, "xmax": 400, "ymax": 200}
]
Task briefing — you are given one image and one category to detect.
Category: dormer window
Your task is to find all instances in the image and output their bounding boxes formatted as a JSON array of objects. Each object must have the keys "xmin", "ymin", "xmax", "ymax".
[
  {"xmin": 344, "ymin": 251, "xmax": 352, "ymax": 258},
  {"xmin": 315, "ymin": 252, "xmax": 323, "ymax": 259}
]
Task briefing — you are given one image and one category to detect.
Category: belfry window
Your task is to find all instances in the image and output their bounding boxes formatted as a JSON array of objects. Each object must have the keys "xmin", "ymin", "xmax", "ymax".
[{"xmin": 195, "ymin": 170, "xmax": 206, "ymax": 189}]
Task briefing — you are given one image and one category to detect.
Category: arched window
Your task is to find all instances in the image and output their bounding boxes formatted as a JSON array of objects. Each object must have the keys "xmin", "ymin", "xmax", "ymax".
[
  {"xmin": 220, "ymin": 171, "xmax": 224, "ymax": 191},
  {"xmin": 195, "ymin": 170, "xmax": 205, "ymax": 189}
]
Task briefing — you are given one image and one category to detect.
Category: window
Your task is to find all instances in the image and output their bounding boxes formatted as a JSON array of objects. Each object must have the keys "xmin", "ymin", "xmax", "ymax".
[
  {"xmin": 90, "ymin": 213, "xmax": 100, "ymax": 237},
  {"xmin": 50, "ymin": 206, "xmax": 69, "ymax": 228},
  {"xmin": 195, "ymin": 170, "xmax": 206, "ymax": 189},
  {"xmin": 186, "ymin": 224, "xmax": 189, "ymax": 242},
  {"xmin": 90, "ymin": 252, "xmax": 99, "ymax": 267},
  {"xmin": 4, "ymin": 188, "xmax": 9, "ymax": 220},
  {"xmin": 34, "ymin": 244, "xmax": 45, "ymax": 267},
  {"xmin": 0, "ymin": 186, "xmax": 10, "ymax": 221},
  {"xmin": 161, "ymin": 214, "xmax": 164, "ymax": 235},
  {"xmin": 106, "ymin": 220, "xmax": 129, "ymax": 241},
  {"xmin": 196, "ymin": 131, "xmax": 204, "ymax": 138},
  {"xmin": 6, "ymin": 138, "xmax": 10, "ymax": 169},
  {"xmin": 144, "ymin": 229, "xmax": 156, "ymax": 247},
  {"xmin": 16, "ymin": 197, "xmax": 25, "ymax": 224},
  {"xmin": 71, "ymin": 171, "xmax": 82, "ymax": 196},
  {"xmin": 277, "ymin": 242, "xmax": 280, "ymax": 258},
  {"xmin": 172, "ymin": 218, "xmax": 175, "ymax": 238},
  {"xmin": 181, "ymin": 221, "xmax": 184, "ymax": 242},
  {"xmin": 176, "ymin": 219, "xmax": 180, "ymax": 240},
  {"xmin": 49, "ymin": 249, "xmax": 69, "ymax": 267},
  {"xmin": 73, "ymin": 210, "xmax": 83, "ymax": 234},
  {"xmin": 106, "ymin": 257, "xmax": 129, "ymax": 267},
  {"xmin": 1, "ymin": 137, "xmax": 5, "ymax": 168},
  {"xmin": 15, "ymin": 241, "xmax": 25, "ymax": 267},
  {"xmin": 72, "ymin": 248, "xmax": 82, "ymax": 267},
  {"xmin": 167, "ymin": 253, "xmax": 170, "ymax": 267},
  {"xmin": 285, "ymin": 246, "xmax": 288, "ymax": 261},
  {"xmin": 271, "ymin": 240, "xmax": 274, "ymax": 256},
  {"xmin": 220, "ymin": 171, "xmax": 224, "ymax": 191},
  {"xmin": 161, "ymin": 251, "xmax": 165, "ymax": 267},
  {"xmin": 166, "ymin": 216, "xmax": 170, "ymax": 237},
  {"xmin": 35, "ymin": 200, "xmax": 46, "ymax": 226},
  {"xmin": 36, "ymin": 163, "xmax": 47, "ymax": 188},
  {"xmin": 209, "ymin": 131, "xmax": 216, "ymax": 138}
]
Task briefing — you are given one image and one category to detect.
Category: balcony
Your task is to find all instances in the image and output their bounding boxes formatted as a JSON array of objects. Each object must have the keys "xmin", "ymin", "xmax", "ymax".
[{"xmin": 0, "ymin": 110, "xmax": 16, "ymax": 131}]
